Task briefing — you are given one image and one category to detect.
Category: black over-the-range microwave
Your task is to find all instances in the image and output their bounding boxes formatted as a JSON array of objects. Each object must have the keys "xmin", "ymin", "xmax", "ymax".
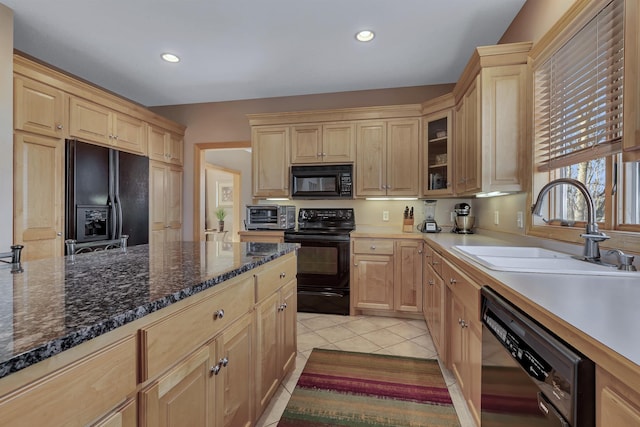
[{"xmin": 290, "ymin": 164, "xmax": 353, "ymax": 199}]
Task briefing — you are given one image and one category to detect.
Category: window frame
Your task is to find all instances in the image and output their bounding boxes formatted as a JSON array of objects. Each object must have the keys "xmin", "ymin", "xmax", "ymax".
[{"xmin": 528, "ymin": 0, "xmax": 640, "ymax": 253}]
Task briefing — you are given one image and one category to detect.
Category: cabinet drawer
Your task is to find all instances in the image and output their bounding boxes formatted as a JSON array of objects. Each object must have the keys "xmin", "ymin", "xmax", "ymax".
[
  {"xmin": 442, "ymin": 262, "xmax": 480, "ymax": 317},
  {"xmin": 353, "ymin": 238, "xmax": 394, "ymax": 255},
  {"xmin": 141, "ymin": 277, "xmax": 253, "ymax": 380},
  {"xmin": 255, "ymin": 254, "xmax": 297, "ymax": 302},
  {"xmin": 0, "ymin": 336, "xmax": 136, "ymax": 427}
]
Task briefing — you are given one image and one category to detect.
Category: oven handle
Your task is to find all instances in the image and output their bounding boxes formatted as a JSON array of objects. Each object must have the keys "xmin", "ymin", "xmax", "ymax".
[{"xmin": 298, "ymin": 291, "xmax": 346, "ymax": 298}]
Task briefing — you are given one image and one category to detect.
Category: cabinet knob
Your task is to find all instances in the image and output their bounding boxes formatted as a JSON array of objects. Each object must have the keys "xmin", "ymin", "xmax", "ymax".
[
  {"xmin": 354, "ymin": 262, "xmax": 358, "ymax": 266},
  {"xmin": 57, "ymin": 232, "xmax": 62, "ymax": 236},
  {"xmin": 418, "ymin": 249, "xmax": 423, "ymax": 254},
  {"xmin": 317, "ymin": 153, "xmax": 322, "ymax": 157},
  {"xmin": 370, "ymin": 245, "xmax": 376, "ymax": 250},
  {"xmin": 114, "ymin": 135, "xmax": 119, "ymax": 140},
  {"xmin": 428, "ymin": 279, "xmax": 434, "ymax": 285},
  {"xmin": 278, "ymin": 302, "xmax": 288, "ymax": 311},
  {"xmin": 210, "ymin": 365, "xmax": 221, "ymax": 375},
  {"xmin": 219, "ymin": 357, "xmax": 229, "ymax": 368},
  {"xmin": 432, "ymin": 260, "xmax": 439, "ymax": 266},
  {"xmin": 322, "ymin": 152, "xmax": 326, "ymax": 157},
  {"xmin": 214, "ymin": 309, "xmax": 225, "ymax": 319},
  {"xmin": 449, "ymin": 278, "xmax": 456, "ymax": 284},
  {"xmin": 56, "ymin": 124, "xmax": 63, "ymax": 130},
  {"xmin": 279, "ymin": 272, "xmax": 286, "ymax": 279},
  {"xmin": 109, "ymin": 134, "xmax": 114, "ymax": 139}
]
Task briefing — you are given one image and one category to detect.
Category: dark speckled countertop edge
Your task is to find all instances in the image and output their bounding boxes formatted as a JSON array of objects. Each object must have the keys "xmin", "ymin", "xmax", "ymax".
[{"xmin": 0, "ymin": 247, "xmax": 295, "ymax": 379}]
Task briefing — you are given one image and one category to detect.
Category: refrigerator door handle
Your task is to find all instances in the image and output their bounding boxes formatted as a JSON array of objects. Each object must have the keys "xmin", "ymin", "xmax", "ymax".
[{"xmin": 115, "ymin": 193, "xmax": 123, "ymax": 239}]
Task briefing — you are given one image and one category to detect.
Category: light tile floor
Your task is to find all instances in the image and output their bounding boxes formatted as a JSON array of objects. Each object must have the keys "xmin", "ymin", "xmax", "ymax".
[{"xmin": 255, "ymin": 312, "xmax": 476, "ymax": 427}]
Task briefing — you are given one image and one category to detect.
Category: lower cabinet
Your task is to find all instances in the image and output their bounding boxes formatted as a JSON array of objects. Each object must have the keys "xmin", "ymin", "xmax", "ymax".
[
  {"xmin": 255, "ymin": 279, "xmax": 297, "ymax": 416},
  {"xmin": 92, "ymin": 399, "xmax": 137, "ymax": 427},
  {"xmin": 422, "ymin": 245, "xmax": 445, "ymax": 358},
  {"xmin": 597, "ymin": 367, "xmax": 640, "ymax": 427},
  {"xmin": 351, "ymin": 237, "xmax": 422, "ymax": 315},
  {"xmin": 442, "ymin": 259, "xmax": 481, "ymax": 426}
]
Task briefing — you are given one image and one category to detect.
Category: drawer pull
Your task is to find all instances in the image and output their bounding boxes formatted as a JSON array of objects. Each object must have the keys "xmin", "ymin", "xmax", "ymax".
[
  {"xmin": 278, "ymin": 302, "xmax": 288, "ymax": 311},
  {"xmin": 432, "ymin": 260, "xmax": 439, "ymax": 265},
  {"xmin": 370, "ymin": 245, "xmax": 376, "ymax": 250},
  {"xmin": 449, "ymin": 278, "xmax": 456, "ymax": 284},
  {"xmin": 214, "ymin": 309, "xmax": 225, "ymax": 319},
  {"xmin": 418, "ymin": 249, "xmax": 423, "ymax": 254},
  {"xmin": 460, "ymin": 320, "xmax": 468, "ymax": 328},
  {"xmin": 279, "ymin": 272, "xmax": 286, "ymax": 279},
  {"xmin": 219, "ymin": 357, "xmax": 229, "ymax": 368},
  {"xmin": 210, "ymin": 365, "xmax": 221, "ymax": 375},
  {"xmin": 428, "ymin": 279, "xmax": 434, "ymax": 285}
]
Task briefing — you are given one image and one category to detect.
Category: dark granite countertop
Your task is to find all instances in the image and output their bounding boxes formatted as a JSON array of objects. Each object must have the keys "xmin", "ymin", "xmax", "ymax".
[{"xmin": 0, "ymin": 241, "xmax": 297, "ymax": 379}]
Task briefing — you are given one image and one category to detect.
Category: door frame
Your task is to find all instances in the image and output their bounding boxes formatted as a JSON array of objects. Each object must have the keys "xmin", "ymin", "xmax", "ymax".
[{"xmin": 193, "ymin": 141, "xmax": 251, "ymax": 241}]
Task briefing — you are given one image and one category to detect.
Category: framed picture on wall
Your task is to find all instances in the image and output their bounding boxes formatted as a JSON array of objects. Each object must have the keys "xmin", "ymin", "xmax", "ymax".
[{"xmin": 217, "ymin": 181, "xmax": 233, "ymax": 207}]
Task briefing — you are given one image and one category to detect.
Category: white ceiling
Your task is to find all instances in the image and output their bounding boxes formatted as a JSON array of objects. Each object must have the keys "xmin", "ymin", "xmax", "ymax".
[{"xmin": 3, "ymin": 0, "xmax": 526, "ymax": 107}]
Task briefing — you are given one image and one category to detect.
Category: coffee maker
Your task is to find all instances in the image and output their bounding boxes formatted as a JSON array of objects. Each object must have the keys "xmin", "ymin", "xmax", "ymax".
[{"xmin": 452, "ymin": 203, "xmax": 474, "ymax": 234}]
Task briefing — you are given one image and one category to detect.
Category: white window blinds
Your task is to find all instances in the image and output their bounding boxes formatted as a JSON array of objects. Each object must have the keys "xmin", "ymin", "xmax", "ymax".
[{"xmin": 535, "ymin": 0, "xmax": 624, "ymax": 172}]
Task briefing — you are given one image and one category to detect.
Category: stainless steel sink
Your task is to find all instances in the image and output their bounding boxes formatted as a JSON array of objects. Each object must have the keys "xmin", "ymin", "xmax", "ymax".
[{"xmin": 452, "ymin": 245, "xmax": 636, "ymax": 276}]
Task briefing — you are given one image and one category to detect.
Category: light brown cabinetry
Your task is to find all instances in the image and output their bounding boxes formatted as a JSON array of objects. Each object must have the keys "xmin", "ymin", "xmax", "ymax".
[
  {"xmin": 597, "ymin": 367, "xmax": 640, "ymax": 427},
  {"xmin": 238, "ymin": 231, "xmax": 285, "ymax": 243},
  {"xmin": 150, "ymin": 160, "xmax": 183, "ymax": 246},
  {"xmin": 452, "ymin": 42, "xmax": 531, "ymax": 195},
  {"xmin": 0, "ymin": 336, "xmax": 136, "ymax": 427},
  {"xmin": 92, "ymin": 399, "xmax": 137, "ymax": 427},
  {"xmin": 252, "ymin": 125, "xmax": 290, "ymax": 198},
  {"xmin": 69, "ymin": 97, "xmax": 146, "ymax": 155},
  {"xmin": 148, "ymin": 125, "xmax": 183, "ymax": 166},
  {"xmin": 13, "ymin": 132, "xmax": 65, "ymax": 260},
  {"xmin": 290, "ymin": 122, "xmax": 355, "ymax": 164},
  {"xmin": 356, "ymin": 119, "xmax": 420, "ymax": 197},
  {"xmin": 442, "ymin": 259, "xmax": 481, "ymax": 426},
  {"xmin": 351, "ymin": 237, "xmax": 423, "ymax": 315},
  {"xmin": 14, "ymin": 75, "xmax": 66, "ymax": 138},
  {"xmin": 422, "ymin": 245, "xmax": 446, "ymax": 358},
  {"xmin": 255, "ymin": 267, "xmax": 297, "ymax": 417},
  {"xmin": 422, "ymin": 94, "xmax": 454, "ymax": 196}
]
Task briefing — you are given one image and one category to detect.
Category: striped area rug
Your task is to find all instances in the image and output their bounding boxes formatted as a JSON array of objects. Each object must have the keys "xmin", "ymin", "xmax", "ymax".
[{"xmin": 278, "ymin": 348, "xmax": 461, "ymax": 427}]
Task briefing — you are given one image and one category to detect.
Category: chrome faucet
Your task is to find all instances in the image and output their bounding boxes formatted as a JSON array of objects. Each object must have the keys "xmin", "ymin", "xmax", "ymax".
[{"xmin": 531, "ymin": 178, "xmax": 609, "ymax": 262}]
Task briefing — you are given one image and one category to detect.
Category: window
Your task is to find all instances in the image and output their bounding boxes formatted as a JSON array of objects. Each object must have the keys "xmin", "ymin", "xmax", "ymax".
[{"xmin": 533, "ymin": 0, "xmax": 640, "ymax": 231}]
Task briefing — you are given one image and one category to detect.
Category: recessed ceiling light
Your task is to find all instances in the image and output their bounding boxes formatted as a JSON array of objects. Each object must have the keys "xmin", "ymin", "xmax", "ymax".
[
  {"xmin": 355, "ymin": 30, "xmax": 375, "ymax": 42},
  {"xmin": 161, "ymin": 53, "xmax": 180, "ymax": 63}
]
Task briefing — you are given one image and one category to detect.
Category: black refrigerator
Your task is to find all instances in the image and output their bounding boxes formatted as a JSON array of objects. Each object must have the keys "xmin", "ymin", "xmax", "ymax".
[{"xmin": 65, "ymin": 139, "xmax": 149, "ymax": 251}]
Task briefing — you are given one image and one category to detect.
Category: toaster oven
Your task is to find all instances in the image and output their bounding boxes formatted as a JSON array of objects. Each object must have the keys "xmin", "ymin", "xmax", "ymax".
[{"xmin": 246, "ymin": 205, "xmax": 296, "ymax": 230}]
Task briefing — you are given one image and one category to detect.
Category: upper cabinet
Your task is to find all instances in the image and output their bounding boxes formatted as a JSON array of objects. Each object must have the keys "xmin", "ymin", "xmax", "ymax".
[
  {"xmin": 356, "ymin": 118, "xmax": 420, "ymax": 197},
  {"xmin": 14, "ymin": 76, "xmax": 66, "ymax": 138},
  {"xmin": 148, "ymin": 124, "xmax": 184, "ymax": 165},
  {"xmin": 251, "ymin": 125, "xmax": 290, "ymax": 198},
  {"xmin": 422, "ymin": 94, "xmax": 454, "ymax": 196},
  {"xmin": 452, "ymin": 42, "xmax": 532, "ymax": 196},
  {"xmin": 290, "ymin": 122, "xmax": 355, "ymax": 164},
  {"xmin": 69, "ymin": 97, "xmax": 146, "ymax": 155}
]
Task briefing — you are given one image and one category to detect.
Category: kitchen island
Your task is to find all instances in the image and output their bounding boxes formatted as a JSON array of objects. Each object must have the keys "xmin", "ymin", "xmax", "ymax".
[{"xmin": 0, "ymin": 240, "xmax": 298, "ymax": 426}]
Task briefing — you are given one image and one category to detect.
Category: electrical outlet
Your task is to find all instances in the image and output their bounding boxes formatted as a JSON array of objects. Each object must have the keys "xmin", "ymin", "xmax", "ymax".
[
  {"xmin": 517, "ymin": 211, "xmax": 524, "ymax": 228},
  {"xmin": 383, "ymin": 210, "xmax": 389, "ymax": 221},
  {"xmin": 494, "ymin": 210, "xmax": 500, "ymax": 225}
]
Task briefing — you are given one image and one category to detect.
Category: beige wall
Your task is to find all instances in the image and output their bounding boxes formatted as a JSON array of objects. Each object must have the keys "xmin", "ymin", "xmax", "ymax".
[
  {"xmin": 152, "ymin": 84, "xmax": 454, "ymax": 240},
  {"xmin": 0, "ymin": 4, "xmax": 13, "ymax": 249},
  {"xmin": 499, "ymin": 0, "xmax": 576, "ymax": 44}
]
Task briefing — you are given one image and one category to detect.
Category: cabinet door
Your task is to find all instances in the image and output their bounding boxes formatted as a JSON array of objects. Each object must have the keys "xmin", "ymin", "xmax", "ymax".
[
  {"xmin": 449, "ymin": 293, "xmax": 466, "ymax": 389},
  {"xmin": 252, "ymin": 126, "xmax": 290, "ymax": 197},
  {"xmin": 597, "ymin": 367, "xmax": 640, "ymax": 427},
  {"xmin": 463, "ymin": 77, "xmax": 480, "ymax": 193},
  {"xmin": 113, "ymin": 113, "xmax": 146, "ymax": 155},
  {"xmin": 149, "ymin": 161, "xmax": 168, "ymax": 237},
  {"xmin": 279, "ymin": 279, "xmax": 297, "ymax": 378},
  {"xmin": 423, "ymin": 111, "xmax": 453, "ymax": 196},
  {"xmin": 148, "ymin": 126, "xmax": 168, "ymax": 162},
  {"xmin": 387, "ymin": 119, "xmax": 420, "ymax": 196},
  {"xmin": 140, "ymin": 347, "xmax": 210, "ymax": 427},
  {"xmin": 352, "ymin": 254, "xmax": 394, "ymax": 311},
  {"xmin": 13, "ymin": 133, "xmax": 64, "ymax": 260},
  {"xmin": 453, "ymin": 100, "xmax": 466, "ymax": 194},
  {"xmin": 290, "ymin": 125, "xmax": 322, "ymax": 164},
  {"xmin": 69, "ymin": 97, "xmax": 112, "ymax": 146},
  {"xmin": 323, "ymin": 123, "xmax": 355, "ymax": 163},
  {"xmin": 168, "ymin": 132, "xmax": 184, "ymax": 166},
  {"xmin": 213, "ymin": 315, "xmax": 254, "ymax": 427},
  {"xmin": 394, "ymin": 240, "xmax": 423, "ymax": 312},
  {"xmin": 255, "ymin": 291, "xmax": 281, "ymax": 414},
  {"xmin": 14, "ymin": 76, "xmax": 65, "ymax": 138},
  {"xmin": 356, "ymin": 121, "xmax": 387, "ymax": 196},
  {"xmin": 167, "ymin": 166, "xmax": 183, "ymax": 232},
  {"xmin": 430, "ymin": 272, "xmax": 445, "ymax": 357}
]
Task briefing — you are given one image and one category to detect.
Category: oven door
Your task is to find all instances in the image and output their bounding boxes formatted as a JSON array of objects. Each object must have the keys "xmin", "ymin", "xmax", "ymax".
[{"xmin": 284, "ymin": 233, "xmax": 350, "ymax": 315}]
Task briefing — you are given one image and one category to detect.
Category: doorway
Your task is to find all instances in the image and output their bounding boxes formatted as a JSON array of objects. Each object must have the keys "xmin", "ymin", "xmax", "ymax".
[
  {"xmin": 193, "ymin": 141, "xmax": 251, "ymax": 242},
  {"xmin": 204, "ymin": 164, "xmax": 240, "ymax": 241}
]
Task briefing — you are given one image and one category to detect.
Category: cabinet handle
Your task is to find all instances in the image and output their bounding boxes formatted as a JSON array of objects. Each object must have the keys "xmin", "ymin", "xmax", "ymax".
[
  {"xmin": 57, "ymin": 232, "xmax": 62, "ymax": 236},
  {"xmin": 213, "ymin": 309, "xmax": 225, "ymax": 319},
  {"xmin": 109, "ymin": 134, "xmax": 114, "ymax": 139},
  {"xmin": 219, "ymin": 357, "xmax": 229, "ymax": 367},
  {"xmin": 354, "ymin": 262, "xmax": 358, "ymax": 266},
  {"xmin": 210, "ymin": 365, "xmax": 221, "ymax": 375},
  {"xmin": 322, "ymin": 152, "xmax": 326, "ymax": 157},
  {"xmin": 418, "ymin": 249, "xmax": 423, "ymax": 254},
  {"xmin": 432, "ymin": 260, "xmax": 439, "ymax": 266},
  {"xmin": 56, "ymin": 124, "xmax": 63, "ymax": 130},
  {"xmin": 279, "ymin": 272, "xmax": 286, "ymax": 279},
  {"xmin": 449, "ymin": 278, "xmax": 456, "ymax": 284},
  {"xmin": 460, "ymin": 320, "xmax": 468, "ymax": 328},
  {"xmin": 317, "ymin": 152, "xmax": 322, "ymax": 157},
  {"xmin": 370, "ymin": 245, "xmax": 376, "ymax": 250},
  {"xmin": 278, "ymin": 302, "xmax": 288, "ymax": 311},
  {"xmin": 114, "ymin": 135, "xmax": 119, "ymax": 140},
  {"xmin": 428, "ymin": 279, "xmax": 434, "ymax": 285}
]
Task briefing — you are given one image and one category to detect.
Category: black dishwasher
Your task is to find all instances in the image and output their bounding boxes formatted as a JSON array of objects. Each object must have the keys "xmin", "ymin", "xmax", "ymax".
[{"xmin": 481, "ymin": 287, "xmax": 595, "ymax": 427}]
